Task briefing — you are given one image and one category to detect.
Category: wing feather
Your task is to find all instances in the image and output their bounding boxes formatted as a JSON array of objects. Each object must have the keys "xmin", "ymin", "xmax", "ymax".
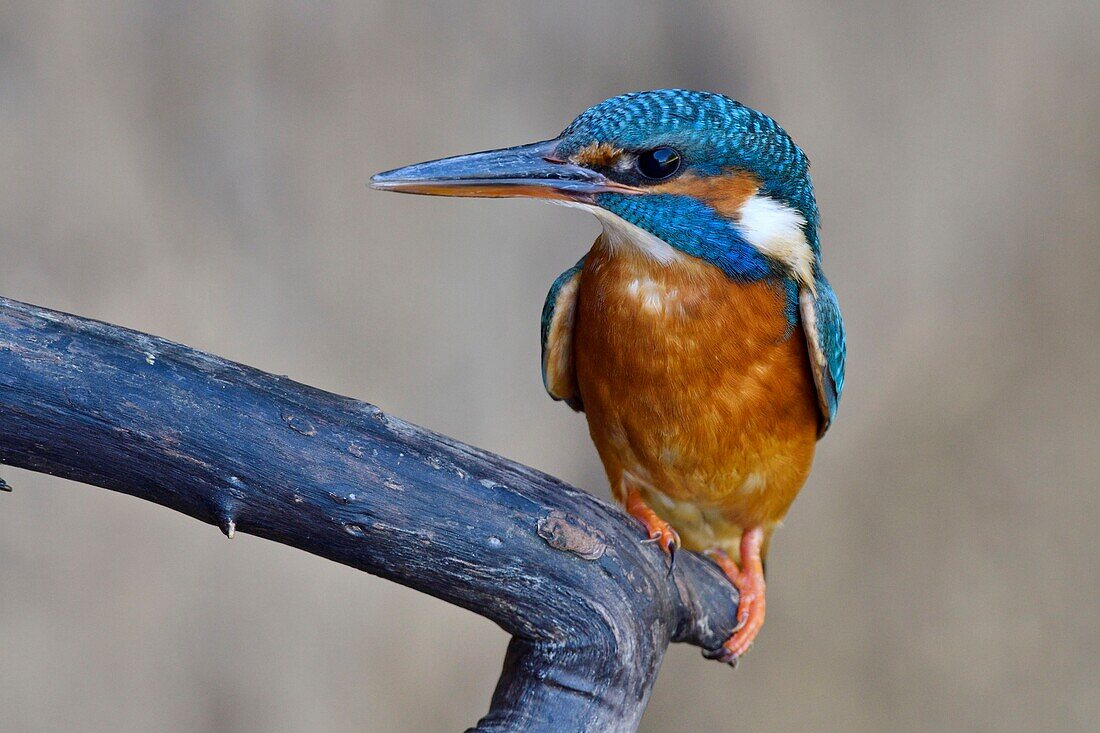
[
  {"xmin": 540, "ymin": 257, "xmax": 586, "ymax": 411},
  {"xmin": 799, "ymin": 275, "xmax": 845, "ymax": 436}
]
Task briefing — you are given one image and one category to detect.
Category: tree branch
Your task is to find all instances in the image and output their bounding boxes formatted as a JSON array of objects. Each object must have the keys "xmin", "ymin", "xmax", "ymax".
[{"xmin": 0, "ymin": 296, "xmax": 738, "ymax": 733}]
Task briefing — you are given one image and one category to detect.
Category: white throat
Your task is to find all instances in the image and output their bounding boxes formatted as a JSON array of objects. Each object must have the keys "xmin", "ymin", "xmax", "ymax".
[{"xmin": 553, "ymin": 201, "xmax": 683, "ymax": 264}]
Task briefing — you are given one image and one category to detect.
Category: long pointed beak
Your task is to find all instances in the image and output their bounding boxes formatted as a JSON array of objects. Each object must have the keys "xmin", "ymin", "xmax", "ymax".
[{"xmin": 370, "ymin": 139, "xmax": 639, "ymax": 202}]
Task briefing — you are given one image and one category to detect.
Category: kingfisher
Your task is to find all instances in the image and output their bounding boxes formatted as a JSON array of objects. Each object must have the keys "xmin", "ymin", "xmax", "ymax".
[{"xmin": 371, "ymin": 89, "xmax": 845, "ymax": 664}]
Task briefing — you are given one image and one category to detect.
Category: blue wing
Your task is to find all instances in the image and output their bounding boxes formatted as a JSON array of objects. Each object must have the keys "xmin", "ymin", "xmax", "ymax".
[
  {"xmin": 799, "ymin": 273, "xmax": 846, "ymax": 436},
  {"xmin": 540, "ymin": 257, "xmax": 586, "ymax": 411}
]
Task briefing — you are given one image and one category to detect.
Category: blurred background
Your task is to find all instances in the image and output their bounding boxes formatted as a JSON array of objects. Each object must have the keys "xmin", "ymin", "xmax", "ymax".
[{"xmin": 1, "ymin": 1, "xmax": 1097, "ymax": 731}]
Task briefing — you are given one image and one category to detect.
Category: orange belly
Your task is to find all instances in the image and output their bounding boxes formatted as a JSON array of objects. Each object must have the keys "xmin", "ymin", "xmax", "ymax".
[{"xmin": 574, "ymin": 239, "xmax": 820, "ymax": 554}]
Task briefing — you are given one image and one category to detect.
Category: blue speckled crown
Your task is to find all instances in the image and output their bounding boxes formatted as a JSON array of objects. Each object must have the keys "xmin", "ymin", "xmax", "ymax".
[{"xmin": 557, "ymin": 89, "xmax": 820, "ymax": 253}]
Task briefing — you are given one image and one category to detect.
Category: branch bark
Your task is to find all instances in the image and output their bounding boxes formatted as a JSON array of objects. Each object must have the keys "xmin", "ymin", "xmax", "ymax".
[{"xmin": 0, "ymin": 296, "xmax": 738, "ymax": 733}]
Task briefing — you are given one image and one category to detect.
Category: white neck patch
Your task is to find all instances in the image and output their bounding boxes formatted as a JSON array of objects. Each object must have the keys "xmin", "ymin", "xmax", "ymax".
[
  {"xmin": 736, "ymin": 194, "xmax": 815, "ymax": 290},
  {"xmin": 553, "ymin": 201, "xmax": 684, "ymax": 265},
  {"xmin": 554, "ymin": 195, "xmax": 815, "ymax": 286}
]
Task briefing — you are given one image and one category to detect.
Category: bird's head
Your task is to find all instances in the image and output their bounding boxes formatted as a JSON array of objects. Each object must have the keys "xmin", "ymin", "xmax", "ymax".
[{"xmin": 372, "ymin": 89, "xmax": 819, "ymax": 286}]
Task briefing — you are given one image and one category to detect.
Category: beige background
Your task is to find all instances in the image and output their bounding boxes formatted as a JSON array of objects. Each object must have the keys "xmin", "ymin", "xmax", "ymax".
[{"xmin": 1, "ymin": 2, "xmax": 1098, "ymax": 731}]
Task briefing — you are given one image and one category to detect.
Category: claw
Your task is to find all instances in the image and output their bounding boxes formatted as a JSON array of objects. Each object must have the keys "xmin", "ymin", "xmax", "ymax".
[
  {"xmin": 622, "ymin": 485, "xmax": 681, "ymax": 573},
  {"xmin": 705, "ymin": 527, "xmax": 767, "ymax": 665},
  {"xmin": 702, "ymin": 645, "xmax": 740, "ymax": 668}
]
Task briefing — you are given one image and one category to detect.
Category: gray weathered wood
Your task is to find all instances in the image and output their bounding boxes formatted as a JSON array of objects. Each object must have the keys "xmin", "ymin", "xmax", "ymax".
[{"xmin": 0, "ymin": 296, "xmax": 739, "ymax": 733}]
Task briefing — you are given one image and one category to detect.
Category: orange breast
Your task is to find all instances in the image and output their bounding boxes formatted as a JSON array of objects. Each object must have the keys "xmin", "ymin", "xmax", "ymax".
[{"xmin": 574, "ymin": 238, "xmax": 819, "ymax": 551}]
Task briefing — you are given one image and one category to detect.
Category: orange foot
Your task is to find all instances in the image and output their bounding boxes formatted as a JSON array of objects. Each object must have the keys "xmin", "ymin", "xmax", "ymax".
[
  {"xmin": 704, "ymin": 526, "xmax": 766, "ymax": 666},
  {"xmin": 624, "ymin": 487, "xmax": 680, "ymax": 564}
]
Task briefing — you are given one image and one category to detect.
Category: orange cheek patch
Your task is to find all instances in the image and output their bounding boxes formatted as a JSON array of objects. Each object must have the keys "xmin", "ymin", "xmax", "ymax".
[
  {"xmin": 654, "ymin": 169, "xmax": 761, "ymax": 219},
  {"xmin": 571, "ymin": 142, "xmax": 624, "ymax": 168}
]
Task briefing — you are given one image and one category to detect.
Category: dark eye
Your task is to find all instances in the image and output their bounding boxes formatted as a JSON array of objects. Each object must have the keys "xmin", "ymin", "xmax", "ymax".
[{"xmin": 636, "ymin": 147, "xmax": 681, "ymax": 180}]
